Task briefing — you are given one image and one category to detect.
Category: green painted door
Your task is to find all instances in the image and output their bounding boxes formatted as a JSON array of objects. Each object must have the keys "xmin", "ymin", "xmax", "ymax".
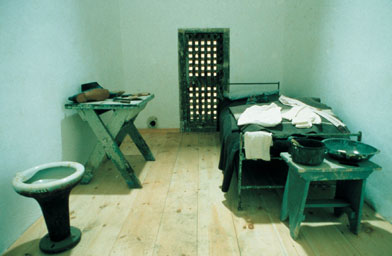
[{"xmin": 178, "ymin": 28, "xmax": 229, "ymax": 132}]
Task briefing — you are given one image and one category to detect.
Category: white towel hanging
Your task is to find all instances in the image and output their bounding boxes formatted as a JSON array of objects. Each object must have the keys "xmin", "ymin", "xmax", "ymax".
[{"xmin": 244, "ymin": 131, "xmax": 273, "ymax": 161}]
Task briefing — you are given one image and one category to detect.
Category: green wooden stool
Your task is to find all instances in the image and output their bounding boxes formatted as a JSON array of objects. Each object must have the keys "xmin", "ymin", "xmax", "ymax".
[
  {"xmin": 280, "ymin": 152, "xmax": 381, "ymax": 239},
  {"xmin": 65, "ymin": 94, "xmax": 155, "ymax": 188}
]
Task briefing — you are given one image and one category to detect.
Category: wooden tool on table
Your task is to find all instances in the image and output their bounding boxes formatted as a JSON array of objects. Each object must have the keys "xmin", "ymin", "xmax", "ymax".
[{"xmin": 113, "ymin": 93, "xmax": 151, "ymax": 103}]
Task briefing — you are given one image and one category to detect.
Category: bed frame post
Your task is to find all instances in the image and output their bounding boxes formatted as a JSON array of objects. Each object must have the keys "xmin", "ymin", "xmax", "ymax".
[{"xmin": 238, "ymin": 133, "xmax": 244, "ymax": 210}]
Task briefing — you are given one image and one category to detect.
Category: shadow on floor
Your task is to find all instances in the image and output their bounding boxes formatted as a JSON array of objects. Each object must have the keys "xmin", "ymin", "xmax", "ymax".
[
  {"xmin": 221, "ymin": 171, "xmax": 392, "ymax": 254},
  {"xmin": 3, "ymin": 238, "xmax": 73, "ymax": 256},
  {"xmin": 70, "ymin": 155, "xmax": 146, "ymax": 195},
  {"xmin": 223, "ymin": 170, "xmax": 387, "ymax": 224}
]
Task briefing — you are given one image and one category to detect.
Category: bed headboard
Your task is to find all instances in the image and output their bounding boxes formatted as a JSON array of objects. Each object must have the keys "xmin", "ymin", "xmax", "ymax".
[{"xmin": 223, "ymin": 82, "xmax": 280, "ymax": 100}]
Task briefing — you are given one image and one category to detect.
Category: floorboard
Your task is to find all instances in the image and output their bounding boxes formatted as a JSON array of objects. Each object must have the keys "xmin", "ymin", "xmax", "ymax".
[{"xmin": 4, "ymin": 130, "xmax": 392, "ymax": 256}]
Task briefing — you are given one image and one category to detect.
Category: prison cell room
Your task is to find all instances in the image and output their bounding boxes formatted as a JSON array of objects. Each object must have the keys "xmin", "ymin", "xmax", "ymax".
[
  {"xmin": 2, "ymin": 1, "xmax": 392, "ymax": 256},
  {"xmin": 5, "ymin": 130, "xmax": 392, "ymax": 256}
]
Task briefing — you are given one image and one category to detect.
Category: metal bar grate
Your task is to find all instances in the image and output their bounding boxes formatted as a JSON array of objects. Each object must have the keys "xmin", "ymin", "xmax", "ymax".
[{"xmin": 179, "ymin": 29, "xmax": 229, "ymax": 132}]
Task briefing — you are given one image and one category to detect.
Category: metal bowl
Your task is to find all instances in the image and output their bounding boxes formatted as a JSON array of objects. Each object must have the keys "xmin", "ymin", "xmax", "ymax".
[{"xmin": 322, "ymin": 138, "xmax": 379, "ymax": 162}]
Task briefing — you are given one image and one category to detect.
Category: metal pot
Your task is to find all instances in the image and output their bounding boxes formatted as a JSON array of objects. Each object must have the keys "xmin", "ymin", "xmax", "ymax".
[{"xmin": 289, "ymin": 137, "xmax": 326, "ymax": 166}]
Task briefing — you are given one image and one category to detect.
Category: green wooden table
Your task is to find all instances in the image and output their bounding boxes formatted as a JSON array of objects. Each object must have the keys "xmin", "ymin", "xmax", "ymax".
[
  {"xmin": 65, "ymin": 94, "xmax": 155, "ymax": 188},
  {"xmin": 280, "ymin": 152, "xmax": 381, "ymax": 239}
]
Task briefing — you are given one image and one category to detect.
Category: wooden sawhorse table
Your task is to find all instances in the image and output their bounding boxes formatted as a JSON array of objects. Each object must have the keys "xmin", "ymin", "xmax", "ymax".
[
  {"xmin": 280, "ymin": 152, "xmax": 381, "ymax": 239},
  {"xmin": 65, "ymin": 94, "xmax": 155, "ymax": 188}
]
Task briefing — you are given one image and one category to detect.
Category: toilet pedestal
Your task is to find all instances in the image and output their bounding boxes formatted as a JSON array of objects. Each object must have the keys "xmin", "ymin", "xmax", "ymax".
[
  {"xmin": 35, "ymin": 188, "xmax": 81, "ymax": 254},
  {"xmin": 12, "ymin": 162, "xmax": 85, "ymax": 254}
]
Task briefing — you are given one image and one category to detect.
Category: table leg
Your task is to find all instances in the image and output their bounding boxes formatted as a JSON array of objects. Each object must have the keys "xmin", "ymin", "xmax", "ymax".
[
  {"xmin": 124, "ymin": 121, "xmax": 155, "ymax": 161},
  {"xmin": 81, "ymin": 126, "xmax": 129, "ymax": 184},
  {"xmin": 81, "ymin": 110, "xmax": 142, "ymax": 188},
  {"xmin": 237, "ymin": 154, "xmax": 243, "ymax": 211},
  {"xmin": 333, "ymin": 180, "xmax": 345, "ymax": 217},
  {"xmin": 81, "ymin": 144, "xmax": 106, "ymax": 184},
  {"xmin": 79, "ymin": 110, "xmax": 133, "ymax": 184},
  {"xmin": 286, "ymin": 170, "xmax": 310, "ymax": 239},
  {"xmin": 280, "ymin": 173, "xmax": 290, "ymax": 221},
  {"xmin": 335, "ymin": 179, "xmax": 366, "ymax": 234}
]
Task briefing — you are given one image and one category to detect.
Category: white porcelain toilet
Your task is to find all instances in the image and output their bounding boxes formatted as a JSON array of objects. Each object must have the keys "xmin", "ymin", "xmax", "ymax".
[{"xmin": 13, "ymin": 161, "xmax": 85, "ymax": 254}]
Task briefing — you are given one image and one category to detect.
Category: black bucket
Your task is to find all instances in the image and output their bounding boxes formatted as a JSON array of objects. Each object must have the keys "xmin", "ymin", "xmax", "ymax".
[{"xmin": 289, "ymin": 138, "xmax": 325, "ymax": 166}]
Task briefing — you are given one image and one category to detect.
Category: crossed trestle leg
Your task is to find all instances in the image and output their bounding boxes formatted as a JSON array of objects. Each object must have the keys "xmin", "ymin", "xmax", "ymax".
[{"xmin": 79, "ymin": 109, "xmax": 154, "ymax": 188}]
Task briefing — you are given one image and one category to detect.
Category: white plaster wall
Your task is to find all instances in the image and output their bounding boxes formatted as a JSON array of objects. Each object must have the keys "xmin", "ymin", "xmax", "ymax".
[
  {"xmin": 119, "ymin": 0, "xmax": 285, "ymax": 128},
  {"xmin": 282, "ymin": 0, "xmax": 392, "ymax": 221},
  {"xmin": 0, "ymin": 0, "xmax": 124, "ymax": 252}
]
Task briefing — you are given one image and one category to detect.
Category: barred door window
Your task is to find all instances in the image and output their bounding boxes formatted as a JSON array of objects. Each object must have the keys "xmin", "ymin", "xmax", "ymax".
[{"xmin": 178, "ymin": 29, "xmax": 229, "ymax": 132}]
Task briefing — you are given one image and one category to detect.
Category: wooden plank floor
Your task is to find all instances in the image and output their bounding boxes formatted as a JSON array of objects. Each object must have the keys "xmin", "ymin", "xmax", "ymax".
[{"xmin": 4, "ymin": 130, "xmax": 392, "ymax": 256}]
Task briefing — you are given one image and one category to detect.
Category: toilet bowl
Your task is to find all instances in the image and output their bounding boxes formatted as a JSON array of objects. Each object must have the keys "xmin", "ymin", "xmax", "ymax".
[{"xmin": 12, "ymin": 161, "xmax": 85, "ymax": 254}]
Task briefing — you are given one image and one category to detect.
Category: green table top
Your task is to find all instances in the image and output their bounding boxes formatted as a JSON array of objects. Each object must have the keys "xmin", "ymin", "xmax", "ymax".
[
  {"xmin": 280, "ymin": 152, "xmax": 381, "ymax": 174},
  {"xmin": 65, "ymin": 94, "xmax": 154, "ymax": 110}
]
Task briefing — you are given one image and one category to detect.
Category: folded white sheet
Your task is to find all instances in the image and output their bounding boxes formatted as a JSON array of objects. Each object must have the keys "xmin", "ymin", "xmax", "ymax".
[
  {"xmin": 238, "ymin": 103, "xmax": 282, "ymax": 127},
  {"xmin": 282, "ymin": 105, "xmax": 321, "ymax": 128},
  {"xmin": 279, "ymin": 95, "xmax": 346, "ymax": 128},
  {"xmin": 244, "ymin": 131, "xmax": 273, "ymax": 161}
]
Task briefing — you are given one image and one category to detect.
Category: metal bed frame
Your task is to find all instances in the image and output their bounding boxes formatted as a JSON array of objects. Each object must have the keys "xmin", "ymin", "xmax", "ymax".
[
  {"xmin": 229, "ymin": 82, "xmax": 280, "ymax": 90},
  {"xmin": 231, "ymin": 82, "xmax": 363, "ymax": 210}
]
